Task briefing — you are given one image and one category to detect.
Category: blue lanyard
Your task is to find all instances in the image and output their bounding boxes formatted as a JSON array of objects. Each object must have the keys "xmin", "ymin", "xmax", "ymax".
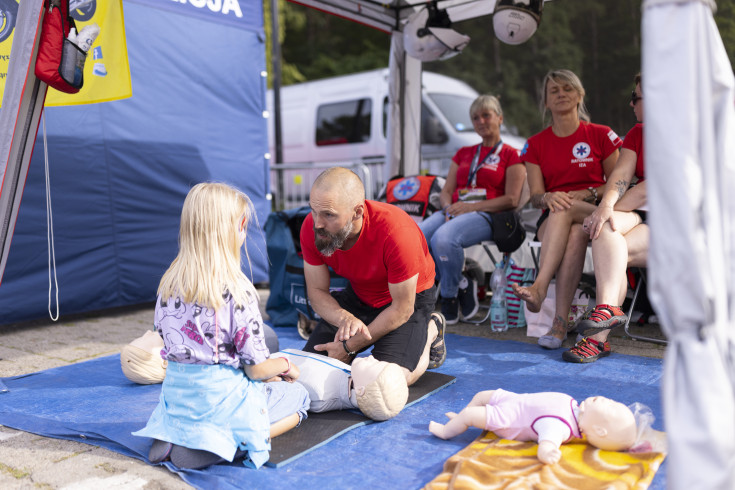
[{"xmin": 467, "ymin": 140, "xmax": 503, "ymax": 187}]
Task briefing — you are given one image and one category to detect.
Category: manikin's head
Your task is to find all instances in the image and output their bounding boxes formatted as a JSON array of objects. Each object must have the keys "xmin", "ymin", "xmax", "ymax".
[
  {"xmin": 351, "ymin": 356, "xmax": 408, "ymax": 421},
  {"xmin": 577, "ymin": 396, "xmax": 637, "ymax": 451},
  {"xmin": 120, "ymin": 330, "xmax": 168, "ymax": 384}
]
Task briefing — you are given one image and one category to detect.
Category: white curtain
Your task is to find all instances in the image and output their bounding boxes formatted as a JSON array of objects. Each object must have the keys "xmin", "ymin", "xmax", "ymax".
[{"xmin": 643, "ymin": 0, "xmax": 735, "ymax": 488}]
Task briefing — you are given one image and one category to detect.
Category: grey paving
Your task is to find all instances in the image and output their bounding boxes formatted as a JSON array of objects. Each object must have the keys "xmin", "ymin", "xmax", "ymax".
[{"xmin": 0, "ymin": 288, "xmax": 665, "ymax": 489}]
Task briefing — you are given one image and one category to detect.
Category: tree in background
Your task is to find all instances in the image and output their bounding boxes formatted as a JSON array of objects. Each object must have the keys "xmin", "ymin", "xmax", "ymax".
[{"xmin": 269, "ymin": 1, "xmax": 735, "ymax": 138}]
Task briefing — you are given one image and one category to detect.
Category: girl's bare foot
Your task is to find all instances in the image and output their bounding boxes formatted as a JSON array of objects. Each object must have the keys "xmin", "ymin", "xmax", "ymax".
[{"xmin": 511, "ymin": 283, "xmax": 544, "ymax": 313}]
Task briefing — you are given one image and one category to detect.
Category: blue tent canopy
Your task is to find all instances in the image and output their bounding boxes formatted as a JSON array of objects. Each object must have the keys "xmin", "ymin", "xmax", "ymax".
[{"xmin": 0, "ymin": 0, "xmax": 270, "ymax": 324}]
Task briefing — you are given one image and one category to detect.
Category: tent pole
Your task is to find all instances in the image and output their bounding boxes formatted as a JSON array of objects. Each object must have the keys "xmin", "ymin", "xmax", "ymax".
[{"xmin": 269, "ymin": 0, "xmax": 284, "ymax": 205}]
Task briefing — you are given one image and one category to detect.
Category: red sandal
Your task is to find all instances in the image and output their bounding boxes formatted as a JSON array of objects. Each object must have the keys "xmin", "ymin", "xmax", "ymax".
[{"xmin": 577, "ymin": 304, "xmax": 627, "ymax": 335}]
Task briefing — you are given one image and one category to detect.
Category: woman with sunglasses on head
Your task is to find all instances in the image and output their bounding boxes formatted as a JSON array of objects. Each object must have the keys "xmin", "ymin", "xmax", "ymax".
[
  {"xmin": 566, "ymin": 73, "xmax": 649, "ymax": 363},
  {"xmin": 511, "ymin": 69, "xmax": 621, "ymax": 354}
]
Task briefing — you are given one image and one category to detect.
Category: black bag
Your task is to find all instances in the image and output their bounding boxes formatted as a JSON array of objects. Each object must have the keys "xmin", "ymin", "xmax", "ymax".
[{"xmin": 489, "ymin": 210, "xmax": 526, "ymax": 253}]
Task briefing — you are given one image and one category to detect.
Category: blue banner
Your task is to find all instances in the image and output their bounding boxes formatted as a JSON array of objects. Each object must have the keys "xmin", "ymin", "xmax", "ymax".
[{"xmin": 124, "ymin": 0, "xmax": 263, "ymax": 33}]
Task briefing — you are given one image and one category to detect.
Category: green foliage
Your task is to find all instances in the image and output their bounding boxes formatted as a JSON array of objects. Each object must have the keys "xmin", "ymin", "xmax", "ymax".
[
  {"xmin": 274, "ymin": 1, "xmax": 735, "ymax": 137},
  {"xmin": 262, "ymin": 0, "xmax": 306, "ymax": 87},
  {"xmin": 279, "ymin": 4, "xmax": 390, "ymax": 82}
]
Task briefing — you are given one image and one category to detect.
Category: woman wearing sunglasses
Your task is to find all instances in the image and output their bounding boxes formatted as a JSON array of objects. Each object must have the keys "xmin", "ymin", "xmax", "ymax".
[
  {"xmin": 511, "ymin": 69, "xmax": 621, "ymax": 353},
  {"xmin": 569, "ymin": 73, "xmax": 649, "ymax": 362}
]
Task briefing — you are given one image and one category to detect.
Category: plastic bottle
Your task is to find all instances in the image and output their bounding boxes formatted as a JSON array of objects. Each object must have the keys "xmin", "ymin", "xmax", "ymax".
[
  {"xmin": 489, "ymin": 260, "xmax": 508, "ymax": 332},
  {"xmin": 75, "ymin": 24, "xmax": 100, "ymax": 53}
]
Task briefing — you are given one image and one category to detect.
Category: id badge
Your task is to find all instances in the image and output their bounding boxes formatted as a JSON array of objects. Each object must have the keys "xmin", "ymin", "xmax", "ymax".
[{"xmin": 458, "ymin": 188, "xmax": 487, "ymax": 202}]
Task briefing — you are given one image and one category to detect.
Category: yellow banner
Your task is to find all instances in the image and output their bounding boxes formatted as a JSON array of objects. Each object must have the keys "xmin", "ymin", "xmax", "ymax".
[{"xmin": 0, "ymin": 0, "xmax": 132, "ymax": 107}]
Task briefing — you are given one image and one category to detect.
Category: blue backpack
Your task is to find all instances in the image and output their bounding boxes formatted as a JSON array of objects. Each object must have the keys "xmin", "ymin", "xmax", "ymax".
[{"xmin": 264, "ymin": 206, "xmax": 348, "ymax": 327}]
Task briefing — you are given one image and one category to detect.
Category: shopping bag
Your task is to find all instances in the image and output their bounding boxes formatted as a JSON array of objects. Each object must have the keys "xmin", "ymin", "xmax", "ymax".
[
  {"xmin": 505, "ymin": 258, "xmax": 533, "ymax": 329},
  {"xmin": 525, "ymin": 284, "xmax": 594, "ymax": 337}
]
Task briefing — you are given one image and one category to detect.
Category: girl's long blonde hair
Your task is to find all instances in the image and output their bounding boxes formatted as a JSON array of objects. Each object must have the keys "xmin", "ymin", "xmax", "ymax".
[{"xmin": 158, "ymin": 182, "xmax": 257, "ymax": 310}]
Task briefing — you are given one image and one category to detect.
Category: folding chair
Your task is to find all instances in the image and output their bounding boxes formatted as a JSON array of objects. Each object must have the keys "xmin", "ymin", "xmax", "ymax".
[
  {"xmin": 623, "ymin": 268, "xmax": 667, "ymax": 345},
  {"xmin": 463, "ymin": 182, "xmax": 534, "ymax": 325}
]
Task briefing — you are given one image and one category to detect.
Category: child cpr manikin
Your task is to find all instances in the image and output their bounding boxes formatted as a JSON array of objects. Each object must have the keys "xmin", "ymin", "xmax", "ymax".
[
  {"xmin": 274, "ymin": 349, "xmax": 408, "ymax": 420},
  {"xmin": 120, "ymin": 330, "xmax": 168, "ymax": 384}
]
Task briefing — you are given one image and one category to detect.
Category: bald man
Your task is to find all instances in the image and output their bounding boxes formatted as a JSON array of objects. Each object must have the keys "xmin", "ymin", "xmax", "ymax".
[{"xmin": 300, "ymin": 167, "xmax": 446, "ymax": 385}]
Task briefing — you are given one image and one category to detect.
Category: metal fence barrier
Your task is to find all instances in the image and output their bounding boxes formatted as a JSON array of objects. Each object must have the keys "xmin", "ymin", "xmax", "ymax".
[
  {"xmin": 269, "ymin": 160, "xmax": 386, "ymax": 211},
  {"xmin": 269, "ymin": 157, "xmax": 453, "ymax": 212}
]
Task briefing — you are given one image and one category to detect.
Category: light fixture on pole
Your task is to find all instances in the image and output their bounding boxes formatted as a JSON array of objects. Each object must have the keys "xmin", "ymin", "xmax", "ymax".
[
  {"xmin": 493, "ymin": 0, "xmax": 544, "ymax": 45},
  {"xmin": 403, "ymin": 1, "xmax": 470, "ymax": 62}
]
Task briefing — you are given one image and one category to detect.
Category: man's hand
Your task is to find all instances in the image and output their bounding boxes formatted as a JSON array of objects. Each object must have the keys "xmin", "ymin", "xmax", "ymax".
[
  {"xmin": 334, "ymin": 316, "xmax": 372, "ymax": 342},
  {"xmin": 313, "ymin": 339, "xmax": 353, "ymax": 363},
  {"xmin": 317, "ymin": 328, "xmax": 372, "ymax": 363}
]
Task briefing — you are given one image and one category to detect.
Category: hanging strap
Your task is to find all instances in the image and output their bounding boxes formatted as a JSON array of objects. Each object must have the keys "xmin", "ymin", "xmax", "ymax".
[{"xmin": 42, "ymin": 113, "xmax": 60, "ymax": 321}]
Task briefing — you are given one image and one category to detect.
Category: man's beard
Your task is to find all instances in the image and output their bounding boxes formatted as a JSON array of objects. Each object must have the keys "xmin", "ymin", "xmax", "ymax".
[{"xmin": 315, "ymin": 220, "xmax": 353, "ymax": 257}]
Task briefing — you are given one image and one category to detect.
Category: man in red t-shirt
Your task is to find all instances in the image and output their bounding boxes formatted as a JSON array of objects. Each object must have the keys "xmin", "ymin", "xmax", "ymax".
[{"xmin": 300, "ymin": 167, "xmax": 446, "ymax": 386}]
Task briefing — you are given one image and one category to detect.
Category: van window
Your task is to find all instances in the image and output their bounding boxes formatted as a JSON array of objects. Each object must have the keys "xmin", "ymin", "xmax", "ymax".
[
  {"xmin": 381, "ymin": 97, "xmax": 448, "ymax": 145},
  {"xmin": 316, "ymin": 99, "xmax": 372, "ymax": 146},
  {"xmin": 427, "ymin": 94, "xmax": 475, "ymax": 132}
]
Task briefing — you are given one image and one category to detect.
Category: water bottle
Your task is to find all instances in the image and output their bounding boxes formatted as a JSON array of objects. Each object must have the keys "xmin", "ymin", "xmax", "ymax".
[
  {"xmin": 75, "ymin": 24, "xmax": 100, "ymax": 53},
  {"xmin": 489, "ymin": 260, "xmax": 508, "ymax": 332}
]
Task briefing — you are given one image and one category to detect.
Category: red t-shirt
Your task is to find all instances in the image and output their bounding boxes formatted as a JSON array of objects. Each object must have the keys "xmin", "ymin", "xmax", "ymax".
[
  {"xmin": 521, "ymin": 122, "xmax": 622, "ymax": 192},
  {"xmin": 300, "ymin": 200, "xmax": 435, "ymax": 308},
  {"xmin": 452, "ymin": 143, "xmax": 522, "ymax": 203},
  {"xmin": 622, "ymin": 123, "xmax": 645, "ymax": 181}
]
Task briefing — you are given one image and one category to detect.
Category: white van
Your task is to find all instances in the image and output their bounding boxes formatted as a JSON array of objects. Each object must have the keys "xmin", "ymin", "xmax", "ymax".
[{"xmin": 267, "ymin": 68, "xmax": 525, "ymax": 208}]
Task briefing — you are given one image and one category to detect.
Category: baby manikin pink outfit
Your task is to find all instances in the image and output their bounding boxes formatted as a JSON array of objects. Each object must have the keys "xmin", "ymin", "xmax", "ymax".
[{"xmin": 485, "ymin": 389, "xmax": 581, "ymax": 442}]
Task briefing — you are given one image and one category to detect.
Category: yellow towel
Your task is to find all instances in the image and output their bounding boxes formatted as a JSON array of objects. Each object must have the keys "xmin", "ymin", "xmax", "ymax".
[{"xmin": 424, "ymin": 431, "xmax": 666, "ymax": 490}]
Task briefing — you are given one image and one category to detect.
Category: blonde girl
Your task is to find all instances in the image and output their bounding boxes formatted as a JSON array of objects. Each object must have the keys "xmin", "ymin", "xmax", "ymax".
[{"xmin": 134, "ymin": 182, "xmax": 310, "ymax": 470}]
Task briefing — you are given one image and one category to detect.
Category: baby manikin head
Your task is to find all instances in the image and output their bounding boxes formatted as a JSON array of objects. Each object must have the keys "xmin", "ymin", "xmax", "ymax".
[
  {"xmin": 120, "ymin": 330, "xmax": 168, "ymax": 384},
  {"xmin": 351, "ymin": 356, "xmax": 408, "ymax": 421},
  {"xmin": 578, "ymin": 396, "xmax": 637, "ymax": 451}
]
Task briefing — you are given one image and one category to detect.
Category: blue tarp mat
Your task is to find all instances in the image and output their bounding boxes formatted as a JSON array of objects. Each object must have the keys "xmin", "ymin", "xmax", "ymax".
[{"xmin": 0, "ymin": 331, "xmax": 666, "ymax": 489}]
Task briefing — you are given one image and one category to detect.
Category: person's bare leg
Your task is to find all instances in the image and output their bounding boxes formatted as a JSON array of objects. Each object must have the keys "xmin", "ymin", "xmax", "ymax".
[
  {"xmin": 512, "ymin": 202, "xmax": 595, "ymax": 312},
  {"xmin": 587, "ymin": 214, "xmax": 644, "ymax": 343},
  {"xmin": 625, "ymin": 223, "xmax": 649, "ymax": 268},
  {"xmin": 545, "ymin": 224, "xmax": 588, "ymax": 341},
  {"xmin": 405, "ymin": 316, "xmax": 438, "ymax": 386},
  {"xmin": 583, "ymin": 223, "xmax": 651, "ymax": 343},
  {"xmin": 591, "ymin": 212, "xmax": 641, "ymax": 305}
]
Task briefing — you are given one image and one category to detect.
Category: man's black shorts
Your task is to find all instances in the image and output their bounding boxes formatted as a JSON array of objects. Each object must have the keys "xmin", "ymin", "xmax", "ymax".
[{"xmin": 302, "ymin": 284, "xmax": 436, "ymax": 371}]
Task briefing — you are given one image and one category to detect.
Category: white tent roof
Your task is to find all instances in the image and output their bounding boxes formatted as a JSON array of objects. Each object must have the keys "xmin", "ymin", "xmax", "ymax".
[{"xmin": 290, "ymin": 0, "xmax": 495, "ymax": 33}]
